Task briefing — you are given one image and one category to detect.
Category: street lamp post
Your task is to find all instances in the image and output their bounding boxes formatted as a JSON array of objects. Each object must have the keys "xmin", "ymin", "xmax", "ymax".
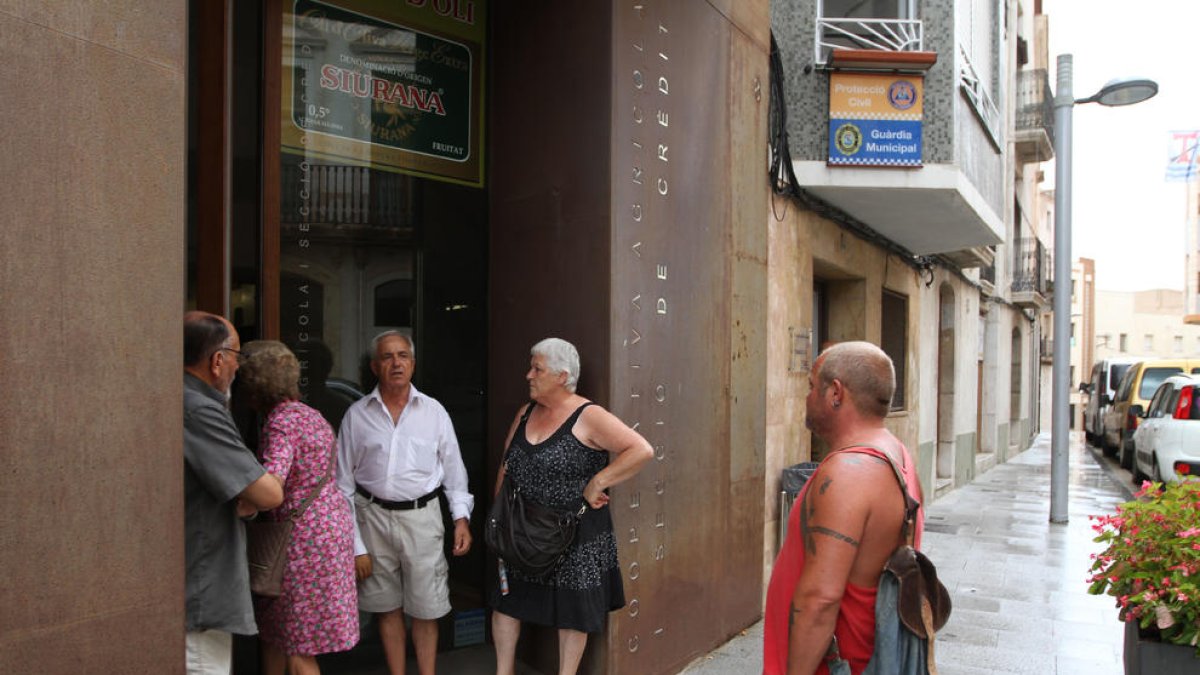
[{"xmin": 1050, "ymin": 54, "xmax": 1157, "ymax": 523}]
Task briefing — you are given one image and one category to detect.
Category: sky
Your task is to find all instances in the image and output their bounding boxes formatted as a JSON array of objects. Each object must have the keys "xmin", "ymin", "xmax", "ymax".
[{"xmin": 1044, "ymin": 0, "xmax": 1200, "ymax": 292}]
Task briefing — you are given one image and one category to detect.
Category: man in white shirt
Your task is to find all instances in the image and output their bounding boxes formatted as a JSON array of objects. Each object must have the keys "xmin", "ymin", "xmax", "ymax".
[{"xmin": 337, "ymin": 331, "xmax": 473, "ymax": 675}]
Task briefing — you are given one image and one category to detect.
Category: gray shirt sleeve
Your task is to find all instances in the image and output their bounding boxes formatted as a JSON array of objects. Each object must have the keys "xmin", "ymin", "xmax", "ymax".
[{"xmin": 184, "ymin": 402, "xmax": 266, "ymax": 503}]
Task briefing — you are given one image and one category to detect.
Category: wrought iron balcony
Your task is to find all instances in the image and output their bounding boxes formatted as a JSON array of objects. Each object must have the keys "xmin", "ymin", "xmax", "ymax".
[
  {"xmin": 1015, "ymin": 69, "xmax": 1055, "ymax": 164},
  {"xmin": 1011, "ymin": 236, "xmax": 1050, "ymax": 309},
  {"xmin": 280, "ymin": 163, "xmax": 416, "ymax": 242},
  {"xmin": 814, "ymin": 18, "xmax": 923, "ymax": 66}
]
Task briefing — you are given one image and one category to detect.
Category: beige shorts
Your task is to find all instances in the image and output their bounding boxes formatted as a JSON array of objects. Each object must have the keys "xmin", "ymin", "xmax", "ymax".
[{"xmin": 355, "ymin": 495, "xmax": 450, "ymax": 620}]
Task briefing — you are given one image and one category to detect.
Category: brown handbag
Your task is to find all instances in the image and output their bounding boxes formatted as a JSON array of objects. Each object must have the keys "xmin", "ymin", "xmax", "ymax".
[
  {"xmin": 876, "ymin": 450, "xmax": 952, "ymax": 639},
  {"xmin": 245, "ymin": 451, "xmax": 336, "ymax": 597}
]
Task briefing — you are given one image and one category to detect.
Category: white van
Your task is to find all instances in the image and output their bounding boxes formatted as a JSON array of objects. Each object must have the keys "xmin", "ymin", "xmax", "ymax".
[{"xmin": 1083, "ymin": 357, "xmax": 1139, "ymax": 446}]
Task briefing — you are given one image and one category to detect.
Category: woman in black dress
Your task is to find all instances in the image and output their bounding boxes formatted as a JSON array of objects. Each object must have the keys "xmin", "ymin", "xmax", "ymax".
[{"xmin": 490, "ymin": 338, "xmax": 653, "ymax": 675}]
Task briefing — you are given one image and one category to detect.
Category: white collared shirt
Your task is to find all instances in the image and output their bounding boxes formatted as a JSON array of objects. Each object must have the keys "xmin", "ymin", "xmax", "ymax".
[{"xmin": 336, "ymin": 384, "xmax": 474, "ymax": 555}]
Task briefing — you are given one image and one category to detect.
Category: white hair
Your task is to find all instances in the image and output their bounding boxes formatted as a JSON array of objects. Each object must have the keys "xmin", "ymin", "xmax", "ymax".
[
  {"xmin": 372, "ymin": 330, "xmax": 415, "ymax": 359},
  {"xmin": 532, "ymin": 337, "xmax": 580, "ymax": 393}
]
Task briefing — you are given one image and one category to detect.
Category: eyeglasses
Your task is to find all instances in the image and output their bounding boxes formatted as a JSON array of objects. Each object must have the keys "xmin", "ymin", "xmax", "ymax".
[{"xmin": 218, "ymin": 347, "xmax": 246, "ymax": 362}]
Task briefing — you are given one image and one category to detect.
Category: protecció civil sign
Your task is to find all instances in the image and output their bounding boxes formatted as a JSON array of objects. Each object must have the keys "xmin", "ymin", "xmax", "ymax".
[
  {"xmin": 282, "ymin": 0, "xmax": 486, "ymax": 186},
  {"xmin": 828, "ymin": 72, "xmax": 923, "ymax": 168}
]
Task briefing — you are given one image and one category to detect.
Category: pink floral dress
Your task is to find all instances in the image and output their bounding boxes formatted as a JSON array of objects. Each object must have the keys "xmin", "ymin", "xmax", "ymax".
[{"xmin": 254, "ymin": 400, "xmax": 359, "ymax": 656}]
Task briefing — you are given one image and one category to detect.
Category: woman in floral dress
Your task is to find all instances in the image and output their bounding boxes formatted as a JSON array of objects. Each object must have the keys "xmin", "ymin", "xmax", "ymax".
[{"xmin": 240, "ymin": 341, "xmax": 359, "ymax": 675}]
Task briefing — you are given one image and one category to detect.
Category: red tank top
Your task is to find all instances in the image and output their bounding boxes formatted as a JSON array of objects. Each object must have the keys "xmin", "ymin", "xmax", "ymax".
[{"xmin": 762, "ymin": 445, "xmax": 924, "ymax": 675}]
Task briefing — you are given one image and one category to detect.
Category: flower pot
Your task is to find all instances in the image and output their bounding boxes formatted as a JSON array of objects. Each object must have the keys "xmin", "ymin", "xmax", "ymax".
[{"xmin": 1124, "ymin": 620, "xmax": 1200, "ymax": 675}]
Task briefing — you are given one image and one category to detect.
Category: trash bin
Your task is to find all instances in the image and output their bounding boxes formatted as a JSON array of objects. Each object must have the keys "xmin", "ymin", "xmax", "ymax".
[{"xmin": 778, "ymin": 462, "xmax": 820, "ymax": 552}]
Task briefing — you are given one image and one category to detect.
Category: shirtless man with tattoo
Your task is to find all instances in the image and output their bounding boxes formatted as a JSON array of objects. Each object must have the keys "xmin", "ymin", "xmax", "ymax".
[{"xmin": 762, "ymin": 341, "xmax": 925, "ymax": 675}]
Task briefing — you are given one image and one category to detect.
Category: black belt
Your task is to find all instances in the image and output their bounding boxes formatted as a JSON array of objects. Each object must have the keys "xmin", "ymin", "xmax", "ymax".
[{"xmin": 356, "ymin": 485, "xmax": 441, "ymax": 510}]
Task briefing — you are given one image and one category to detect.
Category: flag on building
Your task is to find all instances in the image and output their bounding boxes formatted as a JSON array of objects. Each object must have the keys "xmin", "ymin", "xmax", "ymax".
[{"xmin": 1167, "ymin": 130, "xmax": 1200, "ymax": 182}]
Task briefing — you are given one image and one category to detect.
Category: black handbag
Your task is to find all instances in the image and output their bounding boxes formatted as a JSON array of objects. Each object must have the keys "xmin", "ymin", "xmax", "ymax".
[{"xmin": 485, "ymin": 472, "xmax": 587, "ymax": 580}]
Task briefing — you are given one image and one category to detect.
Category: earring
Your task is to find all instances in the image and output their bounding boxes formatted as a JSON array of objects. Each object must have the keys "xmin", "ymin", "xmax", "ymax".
[{"xmin": 832, "ymin": 400, "xmax": 841, "ymax": 408}]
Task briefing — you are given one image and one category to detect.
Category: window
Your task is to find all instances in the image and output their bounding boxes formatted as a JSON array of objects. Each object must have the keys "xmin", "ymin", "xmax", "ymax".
[
  {"xmin": 1119, "ymin": 333, "xmax": 1128, "ymax": 353},
  {"xmin": 1140, "ymin": 367, "xmax": 1184, "ymax": 400},
  {"xmin": 1175, "ymin": 335, "xmax": 1184, "ymax": 354},
  {"xmin": 1010, "ymin": 328, "xmax": 1022, "ymax": 423},
  {"xmin": 1146, "ymin": 385, "xmax": 1169, "ymax": 418},
  {"xmin": 374, "ymin": 278, "xmax": 414, "ymax": 328},
  {"xmin": 1114, "ymin": 367, "xmax": 1135, "ymax": 401},
  {"xmin": 1144, "ymin": 334, "xmax": 1154, "ymax": 353},
  {"xmin": 959, "ymin": 0, "xmax": 1001, "ymax": 145},
  {"xmin": 881, "ymin": 289, "xmax": 908, "ymax": 410},
  {"xmin": 1070, "ymin": 365, "xmax": 1075, "ymax": 387},
  {"xmin": 821, "ymin": 0, "xmax": 915, "ymax": 19},
  {"xmin": 1111, "ymin": 364, "xmax": 1132, "ymax": 391},
  {"xmin": 1165, "ymin": 390, "xmax": 1182, "ymax": 418}
]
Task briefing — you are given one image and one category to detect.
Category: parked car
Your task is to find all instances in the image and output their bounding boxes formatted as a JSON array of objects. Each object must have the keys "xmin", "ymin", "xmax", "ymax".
[
  {"xmin": 1131, "ymin": 374, "xmax": 1200, "ymax": 484},
  {"xmin": 1082, "ymin": 357, "xmax": 1139, "ymax": 449},
  {"xmin": 1101, "ymin": 359, "xmax": 1200, "ymax": 470}
]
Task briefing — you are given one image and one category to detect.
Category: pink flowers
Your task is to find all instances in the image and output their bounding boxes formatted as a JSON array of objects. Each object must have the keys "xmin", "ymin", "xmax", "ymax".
[{"xmin": 1089, "ymin": 478, "xmax": 1200, "ymax": 652}]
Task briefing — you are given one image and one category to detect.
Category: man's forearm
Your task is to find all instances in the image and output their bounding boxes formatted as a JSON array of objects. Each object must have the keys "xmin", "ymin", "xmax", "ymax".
[{"xmin": 786, "ymin": 599, "xmax": 840, "ymax": 675}]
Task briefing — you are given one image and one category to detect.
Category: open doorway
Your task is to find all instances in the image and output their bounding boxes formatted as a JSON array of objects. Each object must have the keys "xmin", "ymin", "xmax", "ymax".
[{"xmin": 187, "ymin": 1, "xmax": 490, "ymax": 670}]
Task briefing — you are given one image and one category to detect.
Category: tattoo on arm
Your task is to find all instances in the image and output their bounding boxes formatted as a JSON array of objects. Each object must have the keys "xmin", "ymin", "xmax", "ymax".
[
  {"xmin": 800, "ymin": 483, "xmax": 817, "ymax": 555},
  {"xmin": 800, "ymin": 474, "xmax": 862, "ymax": 554},
  {"xmin": 841, "ymin": 454, "xmax": 887, "ymax": 466},
  {"xmin": 810, "ymin": 526, "xmax": 860, "ymax": 547}
]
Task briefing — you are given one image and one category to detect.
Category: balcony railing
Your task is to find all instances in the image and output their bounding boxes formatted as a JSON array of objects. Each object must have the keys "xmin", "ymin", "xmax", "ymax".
[
  {"xmin": 1011, "ymin": 236, "xmax": 1050, "ymax": 299},
  {"xmin": 1015, "ymin": 69, "xmax": 1055, "ymax": 163},
  {"xmin": 280, "ymin": 163, "xmax": 415, "ymax": 234},
  {"xmin": 959, "ymin": 46, "xmax": 1002, "ymax": 150},
  {"xmin": 814, "ymin": 18, "xmax": 923, "ymax": 66}
]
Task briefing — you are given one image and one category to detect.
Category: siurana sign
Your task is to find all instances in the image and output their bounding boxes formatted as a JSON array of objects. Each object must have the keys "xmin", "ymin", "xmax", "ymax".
[{"xmin": 282, "ymin": 0, "xmax": 485, "ymax": 186}]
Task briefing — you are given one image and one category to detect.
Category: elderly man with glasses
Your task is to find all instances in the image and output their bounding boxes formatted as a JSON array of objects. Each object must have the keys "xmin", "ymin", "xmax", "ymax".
[{"xmin": 182, "ymin": 311, "xmax": 284, "ymax": 674}]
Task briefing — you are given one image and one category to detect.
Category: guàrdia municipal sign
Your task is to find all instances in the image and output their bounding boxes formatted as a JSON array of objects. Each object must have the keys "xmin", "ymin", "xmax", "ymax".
[
  {"xmin": 282, "ymin": 0, "xmax": 486, "ymax": 186},
  {"xmin": 828, "ymin": 73, "xmax": 923, "ymax": 168}
]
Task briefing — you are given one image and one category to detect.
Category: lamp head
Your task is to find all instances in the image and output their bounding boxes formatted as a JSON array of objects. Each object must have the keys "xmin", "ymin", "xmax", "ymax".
[{"xmin": 1078, "ymin": 77, "xmax": 1159, "ymax": 107}]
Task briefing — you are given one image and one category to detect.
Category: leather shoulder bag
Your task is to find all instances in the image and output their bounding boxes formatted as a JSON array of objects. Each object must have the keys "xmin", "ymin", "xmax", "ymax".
[
  {"xmin": 245, "ymin": 447, "xmax": 335, "ymax": 597},
  {"xmin": 827, "ymin": 447, "xmax": 952, "ymax": 675},
  {"xmin": 485, "ymin": 452, "xmax": 587, "ymax": 581}
]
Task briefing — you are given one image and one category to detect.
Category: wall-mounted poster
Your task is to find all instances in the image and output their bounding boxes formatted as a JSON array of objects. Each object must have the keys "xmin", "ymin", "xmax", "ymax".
[
  {"xmin": 282, "ymin": 0, "xmax": 486, "ymax": 186},
  {"xmin": 828, "ymin": 72, "xmax": 923, "ymax": 168}
]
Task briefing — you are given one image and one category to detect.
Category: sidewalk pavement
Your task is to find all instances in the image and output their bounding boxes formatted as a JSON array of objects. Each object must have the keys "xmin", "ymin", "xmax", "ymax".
[{"xmin": 681, "ymin": 431, "xmax": 1131, "ymax": 674}]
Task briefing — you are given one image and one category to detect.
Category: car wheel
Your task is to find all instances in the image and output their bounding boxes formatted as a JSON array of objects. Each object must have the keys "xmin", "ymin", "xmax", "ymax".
[
  {"xmin": 1120, "ymin": 436, "xmax": 1134, "ymax": 470},
  {"xmin": 1132, "ymin": 454, "xmax": 1146, "ymax": 484},
  {"xmin": 1151, "ymin": 455, "xmax": 1163, "ymax": 484}
]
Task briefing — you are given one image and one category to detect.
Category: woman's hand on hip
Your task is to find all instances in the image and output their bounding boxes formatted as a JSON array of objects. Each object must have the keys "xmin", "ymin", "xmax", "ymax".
[{"xmin": 583, "ymin": 478, "xmax": 610, "ymax": 509}]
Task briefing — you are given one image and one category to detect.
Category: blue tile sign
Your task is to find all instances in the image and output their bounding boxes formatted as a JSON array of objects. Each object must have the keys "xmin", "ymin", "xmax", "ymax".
[{"xmin": 828, "ymin": 73, "xmax": 923, "ymax": 167}]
